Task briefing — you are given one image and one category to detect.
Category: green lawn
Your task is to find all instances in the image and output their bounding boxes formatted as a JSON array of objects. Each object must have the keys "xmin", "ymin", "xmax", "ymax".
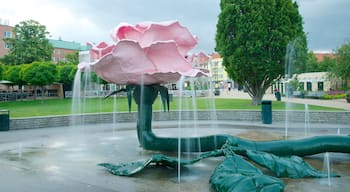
[{"xmin": 0, "ymin": 97, "xmax": 342, "ymax": 118}]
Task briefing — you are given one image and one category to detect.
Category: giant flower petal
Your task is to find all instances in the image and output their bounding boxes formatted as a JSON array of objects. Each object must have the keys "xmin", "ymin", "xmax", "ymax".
[
  {"xmin": 111, "ymin": 20, "xmax": 198, "ymax": 57},
  {"xmin": 79, "ymin": 40, "xmax": 208, "ymax": 85},
  {"xmin": 87, "ymin": 41, "xmax": 115, "ymax": 60},
  {"xmin": 79, "ymin": 20, "xmax": 208, "ymax": 85}
]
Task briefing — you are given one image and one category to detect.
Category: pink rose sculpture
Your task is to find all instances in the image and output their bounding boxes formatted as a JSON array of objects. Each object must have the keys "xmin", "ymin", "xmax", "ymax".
[{"xmin": 78, "ymin": 20, "xmax": 208, "ymax": 85}]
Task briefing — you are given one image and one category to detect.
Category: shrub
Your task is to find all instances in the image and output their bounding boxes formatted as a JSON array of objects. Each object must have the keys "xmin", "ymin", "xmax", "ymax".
[{"xmin": 322, "ymin": 93, "xmax": 346, "ymax": 100}]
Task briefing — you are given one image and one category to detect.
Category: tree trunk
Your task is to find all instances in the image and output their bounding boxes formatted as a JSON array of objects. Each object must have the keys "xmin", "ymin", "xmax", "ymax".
[
  {"xmin": 33, "ymin": 86, "xmax": 37, "ymax": 100},
  {"xmin": 41, "ymin": 86, "xmax": 45, "ymax": 98},
  {"xmin": 251, "ymin": 93, "xmax": 264, "ymax": 105},
  {"xmin": 248, "ymin": 87, "xmax": 266, "ymax": 105}
]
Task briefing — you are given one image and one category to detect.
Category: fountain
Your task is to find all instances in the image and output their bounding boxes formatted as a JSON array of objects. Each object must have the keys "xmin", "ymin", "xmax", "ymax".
[
  {"xmin": 75, "ymin": 20, "xmax": 350, "ymax": 192},
  {"xmin": 304, "ymin": 103, "xmax": 310, "ymax": 137}
]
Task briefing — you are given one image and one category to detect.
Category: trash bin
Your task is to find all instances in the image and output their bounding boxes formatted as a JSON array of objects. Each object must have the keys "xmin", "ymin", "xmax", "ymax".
[
  {"xmin": 0, "ymin": 110, "xmax": 10, "ymax": 131},
  {"xmin": 261, "ymin": 100, "xmax": 272, "ymax": 124},
  {"xmin": 214, "ymin": 88, "xmax": 220, "ymax": 96}
]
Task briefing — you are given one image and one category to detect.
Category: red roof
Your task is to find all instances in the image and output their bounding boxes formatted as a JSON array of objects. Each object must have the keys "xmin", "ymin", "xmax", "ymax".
[
  {"xmin": 210, "ymin": 53, "xmax": 221, "ymax": 59},
  {"xmin": 314, "ymin": 53, "xmax": 335, "ymax": 62}
]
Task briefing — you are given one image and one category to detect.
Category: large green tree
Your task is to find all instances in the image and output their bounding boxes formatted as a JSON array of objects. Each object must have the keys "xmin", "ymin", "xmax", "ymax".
[
  {"xmin": 332, "ymin": 42, "xmax": 350, "ymax": 85},
  {"xmin": 216, "ymin": 0, "xmax": 307, "ymax": 104},
  {"xmin": 22, "ymin": 62, "xmax": 58, "ymax": 99},
  {"xmin": 1, "ymin": 20, "xmax": 53, "ymax": 65}
]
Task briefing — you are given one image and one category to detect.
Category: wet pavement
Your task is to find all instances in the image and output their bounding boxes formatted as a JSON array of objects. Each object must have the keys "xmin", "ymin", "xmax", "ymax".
[{"xmin": 0, "ymin": 121, "xmax": 349, "ymax": 192}]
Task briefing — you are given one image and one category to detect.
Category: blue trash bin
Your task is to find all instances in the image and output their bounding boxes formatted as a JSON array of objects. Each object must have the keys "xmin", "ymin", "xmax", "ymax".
[
  {"xmin": 261, "ymin": 100, "xmax": 272, "ymax": 124},
  {"xmin": 0, "ymin": 110, "xmax": 10, "ymax": 131}
]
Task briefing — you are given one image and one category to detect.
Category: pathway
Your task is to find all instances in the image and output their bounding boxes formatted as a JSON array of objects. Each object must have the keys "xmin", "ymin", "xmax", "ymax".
[{"xmin": 216, "ymin": 89, "xmax": 350, "ymax": 110}]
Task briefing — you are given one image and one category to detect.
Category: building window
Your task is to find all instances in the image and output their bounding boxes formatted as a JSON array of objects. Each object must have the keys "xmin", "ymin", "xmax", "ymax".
[
  {"xmin": 317, "ymin": 82, "xmax": 324, "ymax": 91},
  {"xmin": 4, "ymin": 43, "xmax": 11, "ymax": 49},
  {"xmin": 4, "ymin": 31, "xmax": 12, "ymax": 38},
  {"xmin": 306, "ymin": 82, "xmax": 312, "ymax": 91}
]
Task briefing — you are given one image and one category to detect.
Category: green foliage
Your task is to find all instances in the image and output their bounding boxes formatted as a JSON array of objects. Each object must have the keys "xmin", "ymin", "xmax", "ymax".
[
  {"xmin": 22, "ymin": 62, "xmax": 58, "ymax": 86},
  {"xmin": 65, "ymin": 51, "xmax": 79, "ymax": 64},
  {"xmin": 298, "ymin": 51, "xmax": 336, "ymax": 73},
  {"xmin": 88, "ymin": 71, "xmax": 108, "ymax": 85},
  {"xmin": 4, "ymin": 65, "xmax": 24, "ymax": 85},
  {"xmin": 288, "ymin": 77, "xmax": 300, "ymax": 91},
  {"xmin": 58, "ymin": 64, "xmax": 77, "ymax": 85},
  {"xmin": 319, "ymin": 56, "xmax": 336, "ymax": 72},
  {"xmin": 1, "ymin": 20, "xmax": 53, "ymax": 65},
  {"xmin": 216, "ymin": 0, "xmax": 306, "ymax": 105},
  {"xmin": 304, "ymin": 51, "xmax": 335, "ymax": 73},
  {"xmin": 332, "ymin": 42, "xmax": 350, "ymax": 80},
  {"xmin": 322, "ymin": 93, "xmax": 346, "ymax": 100},
  {"xmin": 0, "ymin": 64, "xmax": 5, "ymax": 79},
  {"xmin": 305, "ymin": 52, "xmax": 319, "ymax": 72},
  {"xmin": 57, "ymin": 51, "xmax": 79, "ymax": 65}
]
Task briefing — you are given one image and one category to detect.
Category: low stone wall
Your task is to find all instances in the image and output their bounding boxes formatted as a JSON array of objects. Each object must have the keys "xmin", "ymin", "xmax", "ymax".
[{"xmin": 9, "ymin": 110, "xmax": 350, "ymax": 130}]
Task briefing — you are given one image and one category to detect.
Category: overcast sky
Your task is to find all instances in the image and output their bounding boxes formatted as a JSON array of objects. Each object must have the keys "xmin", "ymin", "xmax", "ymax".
[{"xmin": 2, "ymin": 0, "xmax": 350, "ymax": 54}]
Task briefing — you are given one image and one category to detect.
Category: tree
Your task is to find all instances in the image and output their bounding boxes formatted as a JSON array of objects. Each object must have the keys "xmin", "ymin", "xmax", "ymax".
[
  {"xmin": 4, "ymin": 65, "xmax": 23, "ymax": 85},
  {"xmin": 4, "ymin": 65, "xmax": 26, "ymax": 99},
  {"xmin": 22, "ymin": 62, "xmax": 58, "ymax": 99},
  {"xmin": 56, "ymin": 51, "xmax": 79, "ymax": 65},
  {"xmin": 332, "ymin": 42, "xmax": 350, "ymax": 85},
  {"xmin": 65, "ymin": 51, "xmax": 79, "ymax": 64},
  {"xmin": 1, "ymin": 20, "xmax": 53, "ymax": 65},
  {"xmin": 58, "ymin": 64, "xmax": 77, "ymax": 97},
  {"xmin": 58, "ymin": 64, "xmax": 77, "ymax": 85},
  {"xmin": 0, "ymin": 64, "xmax": 5, "ymax": 79},
  {"xmin": 318, "ymin": 56, "xmax": 336, "ymax": 72},
  {"xmin": 305, "ymin": 52, "xmax": 319, "ymax": 72},
  {"xmin": 216, "ymin": 0, "xmax": 306, "ymax": 105}
]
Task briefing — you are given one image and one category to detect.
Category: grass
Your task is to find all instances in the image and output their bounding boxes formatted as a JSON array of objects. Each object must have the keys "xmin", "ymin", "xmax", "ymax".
[{"xmin": 0, "ymin": 97, "xmax": 343, "ymax": 118}]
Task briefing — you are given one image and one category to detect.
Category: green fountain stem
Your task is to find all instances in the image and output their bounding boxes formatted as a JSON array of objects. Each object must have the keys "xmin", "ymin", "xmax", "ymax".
[
  {"xmin": 133, "ymin": 85, "xmax": 227, "ymax": 152},
  {"xmin": 133, "ymin": 85, "xmax": 350, "ymax": 156},
  {"xmin": 226, "ymin": 136, "xmax": 350, "ymax": 156}
]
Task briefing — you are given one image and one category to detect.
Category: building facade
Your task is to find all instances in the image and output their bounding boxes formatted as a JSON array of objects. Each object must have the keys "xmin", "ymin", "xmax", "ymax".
[
  {"xmin": 0, "ymin": 20, "xmax": 13, "ymax": 58},
  {"xmin": 49, "ymin": 39, "xmax": 90, "ymax": 63},
  {"xmin": 209, "ymin": 53, "xmax": 234, "ymax": 89}
]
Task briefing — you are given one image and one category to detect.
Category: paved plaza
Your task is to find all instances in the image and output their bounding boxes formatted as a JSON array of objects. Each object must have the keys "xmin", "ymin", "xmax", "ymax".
[
  {"xmin": 0, "ymin": 90, "xmax": 349, "ymax": 191},
  {"xmin": 0, "ymin": 120, "xmax": 349, "ymax": 192}
]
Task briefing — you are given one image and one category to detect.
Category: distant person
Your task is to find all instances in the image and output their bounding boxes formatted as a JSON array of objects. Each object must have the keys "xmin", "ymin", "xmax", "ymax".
[{"xmin": 274, "ymin": 88, "xmax": 281, "ymax": 101}]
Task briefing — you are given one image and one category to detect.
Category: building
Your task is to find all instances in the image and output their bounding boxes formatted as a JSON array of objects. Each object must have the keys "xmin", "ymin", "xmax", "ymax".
[
  {"xmin": 191, "ymin": 52, "xmax": 210, "ymax": 70},
  {"xmin": 314, "ymin": 52, "xmax": 335, "ymax": 62},
  {"xmin": 272, "ymin": 72, "xmax": 343, "ymax": 98},
  {"xmin": 0, "ymin": 19, "xmax": 13, "ymax": 58},
  {"xmin": 0, "ymin": 21, "xmax": 90, "ymax": 63},
  {"xmin": 49, "ymin": 39, "xmax": 90, "ymax": 63},
  {"xmin": 209, "ymin": 53, "xmax": 233, "ymax": 89}
]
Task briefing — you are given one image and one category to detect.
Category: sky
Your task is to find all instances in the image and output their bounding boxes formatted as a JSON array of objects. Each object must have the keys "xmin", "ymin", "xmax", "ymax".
[{"xmin": 1, "ymin": 0, "xmax": 350, "ymax": 54}]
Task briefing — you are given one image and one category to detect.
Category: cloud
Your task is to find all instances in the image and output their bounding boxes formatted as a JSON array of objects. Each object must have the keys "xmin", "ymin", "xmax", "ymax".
[
  {"xmin": 2, "ymin": 0, "xmax": 350, "ymax": 53},
  {"xmin": 297, "ymin": 0, "xmax": 350, "ymax": 51},
  {"xmin": 60, "ymin": 0, "xmax": 220, "ymax": 53}
]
